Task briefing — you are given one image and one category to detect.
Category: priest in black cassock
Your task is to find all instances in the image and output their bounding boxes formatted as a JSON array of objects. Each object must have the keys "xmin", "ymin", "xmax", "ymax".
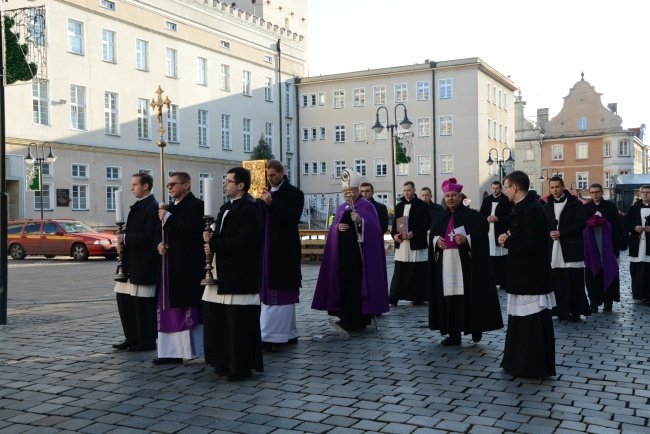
[
  {"xmin": 428, "ymin": 178, "xmax": 503, "ymax": 346},
  {"xmin": 627, "ymin": 185, "xmax": 650, "ymax": 304},
  {"xmin": 479, "ymin": 181, "xmax": 512, "ymax": 288}
]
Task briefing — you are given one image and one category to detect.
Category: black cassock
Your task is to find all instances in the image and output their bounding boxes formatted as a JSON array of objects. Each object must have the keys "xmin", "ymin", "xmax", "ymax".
[{"xmin": 428, "ymin": 205, "xmax": 503, "ymax": 337}]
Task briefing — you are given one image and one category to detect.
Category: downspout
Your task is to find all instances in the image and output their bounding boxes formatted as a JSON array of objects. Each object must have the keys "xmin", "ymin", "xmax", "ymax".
[
  {"xmin": 295, "ymin": 77, "xmax": 301, "ymax": 189},
  {"xmin": 277, "ymin": 39, "xmax": 283, "ymax": 162},
  {"xmin": 430, "ymin": 61, "xmax": 438, "ymax": 203}
]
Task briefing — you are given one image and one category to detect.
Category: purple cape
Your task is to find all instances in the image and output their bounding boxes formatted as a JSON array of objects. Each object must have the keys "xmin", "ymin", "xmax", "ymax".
[
  {"xmin": 584, "ymin": 215, "xmax": 619, "ymax": 291},
  {"xmin": 311, "ymin": 196, "xmax": 389, "ymax": 315}
]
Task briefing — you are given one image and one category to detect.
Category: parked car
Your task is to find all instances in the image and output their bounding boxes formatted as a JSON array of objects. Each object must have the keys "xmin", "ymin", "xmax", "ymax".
[{"xmin": 7, "ymin": 219, "xmax": 118, "ymax": 261}]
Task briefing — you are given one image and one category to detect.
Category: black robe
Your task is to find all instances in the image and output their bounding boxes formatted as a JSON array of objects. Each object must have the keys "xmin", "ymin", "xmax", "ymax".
[{"xmin": 428, "ymin": 205, "xmax": 503, "ymax": 336}]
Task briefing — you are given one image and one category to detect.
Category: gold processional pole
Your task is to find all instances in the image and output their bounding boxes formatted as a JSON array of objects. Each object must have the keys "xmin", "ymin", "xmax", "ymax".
[{"xmin": 151, "ymin": 86, "xmax": 171, "ymax": 309}]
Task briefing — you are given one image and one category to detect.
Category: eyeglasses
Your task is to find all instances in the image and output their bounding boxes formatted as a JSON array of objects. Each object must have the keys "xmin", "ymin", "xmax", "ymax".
[
  {"xmin": 589, "ymin": 190, "xmax": 602, "ymax": 194},
  {"xmin": 503, "ymin": 184, "xmax": 513, "ymax": 190},
  {"xmin": 223, "ymin": 179, "xmax": 238, "ymax": 185},
  {"xmin": 166, "ymin": 182, "xmax": 185, "ymax": 188}
]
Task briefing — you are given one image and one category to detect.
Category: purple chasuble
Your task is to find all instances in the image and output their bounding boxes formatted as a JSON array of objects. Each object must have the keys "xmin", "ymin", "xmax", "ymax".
[
  {"xmin": 312, "ymin": 196, "xmax": 389, "ymax": 315},
  {"xmin": 260, "ymin": 190, "xmax": 300, "ymax": 305},
  {"xmin": 584, "ymin": 215, "xmax": 619, "ymax": 291},
  {"xmin": 444, "ymin": 213, "xmax": 459, "ymax": 249},
  {"xmin": 157, "ymin": 234, "xmax": 202, "ymax": 333}
]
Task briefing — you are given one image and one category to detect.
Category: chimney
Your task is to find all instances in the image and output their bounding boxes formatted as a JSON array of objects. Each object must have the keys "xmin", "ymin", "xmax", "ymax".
[
  {"xmin": 640, "ymin": 123, "xmax": 646, "ymax": 142},
  {"xmin": 537, "ymin": 108, "xmax": 549, "ymax": 130},
  {"xmin": 607, "ymin": 103, "xmax": 618, "ymax": 114}
]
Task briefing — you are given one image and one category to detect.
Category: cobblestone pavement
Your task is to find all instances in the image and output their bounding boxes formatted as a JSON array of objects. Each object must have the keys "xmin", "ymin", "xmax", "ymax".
[{"xmin": 1, "ymin": 254, "xmax": 648, "ymax": 433}]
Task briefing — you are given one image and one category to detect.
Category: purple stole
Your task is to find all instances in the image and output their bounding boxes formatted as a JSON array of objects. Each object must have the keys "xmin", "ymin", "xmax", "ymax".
[
  {"xmin": 583, "ymin": 215, "xmax": 619, "ymax": 291},
  {"xmin": 444, "ymin": 213, "xmax": 459, "ymax": 249}
]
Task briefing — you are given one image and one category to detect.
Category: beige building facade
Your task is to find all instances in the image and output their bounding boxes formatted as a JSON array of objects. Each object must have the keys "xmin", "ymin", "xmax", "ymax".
[
  {"xmin": 295, "ymin": 58, "xmax": 517, "ymax": 210},
  {"xmin": 5, "ymin": 0, "xmax": 307, "ymax": 227}
]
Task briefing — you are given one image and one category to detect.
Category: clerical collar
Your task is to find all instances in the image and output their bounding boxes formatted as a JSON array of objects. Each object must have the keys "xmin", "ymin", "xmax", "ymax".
[
  {"xmin": 493, "ymin": 193, "xmax": 502, "ymax": 199},
  {"xmin": 137, "ymin": 192, "xmax": 152, "ymax": 202},
  {"xmin": 270, "ymin": 180, "xmax": 284, "ymax": 192},
  {"xmin": 554, "ymin": 194, "xmax": 566, "ymax": 203},
  {"xmin": 642, "ymin": 202, "xmax": 650, "ymax": 208}
]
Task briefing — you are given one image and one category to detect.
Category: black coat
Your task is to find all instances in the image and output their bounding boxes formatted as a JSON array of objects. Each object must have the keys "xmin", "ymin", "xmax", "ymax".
[
  {"xmin": 544, "ymin": 191, "xmax": 586, "ymax": 262},
  {"xmin": 428, "ymin": 205, "xmax": 503, "ymax": 334},
  {"xmin": 626, "ymin": 202, "xmax": 650, "ymax": 257},
  {"xmin": 369, "ymin": 197, "xmax": 389, "ymax": 234},
  {"xmin": 584, "ymin": 199, "xmax": 625, "ymax": 256},
  {"xmin": 122, "ymin": 194, "xmax": 161, "ymax": 285},
  {"xmin": 427, "ymin": 202, "xmax": 444, "ymax": 221},
  {"xmin": 503, "ymin": 191, "xmax": 552, "ymax": 295},
  {"xmin": 391, "ymin": 196, "xmax": 430, "ymax": 250},
  {"xmin": 259, "ymin": 178, "xmax": 303, "ymax": 289},
  {"xmin": 479, "ymin": 194, "xmax": 512, "ymax": 244},
  {"xmin": 211, "ymin": 194, "xmax": 263, "ymax": 295},
  {"xmin": 159, "ymin": 192, "xmax": 205, "ymax": 308}
]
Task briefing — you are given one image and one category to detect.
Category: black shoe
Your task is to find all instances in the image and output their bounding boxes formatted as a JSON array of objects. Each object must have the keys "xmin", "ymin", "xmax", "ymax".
[
  {"xmin": 441, "ymin": 335, "xmax": 461, "ymax": 346},
  {"xmin": 287, "ymin": 337, "xmax": 298, "ymax": 344},
  {"xmin": 472, "ymin": 332, "xmax": 483, "ymax": 343},
  {"xmin": 214, "ymin": 367, "xmax": 229, "ymax": 375},
  {"xmin": 591, "ymin": 304, "xmax": 599, "ymax": 314},
  {"xmin": 152, "ymin": 358, "xmax": 183, "ymax": 365},
  {"xmin": 227, "ymin": 371, "xmax": 251, "ymax": 382},
  {"xmin": 262, "ymin": 342, "xmax": 274, "ymax": 352},
  {"xmin": 112, "ymin": 340, "xmax": 136, "ymax": 350},
  {"xmin": 557, "ymin": 315, "xmax": 568, "ymax": 321},
  {"xmin": 389, "ymin": 298, "xmax": 398, "ymax": 307},
  {"xmin": 411, "ymin": 301, "xmax": 425, "ymax": 306},
  {"xmin": 603, "ymin": 303, "xmax": 613, "ymax": 312},
  {"xmin": 567, "ymin": 314, "xmax": 581, "ymax": 323},
  {"xmin": 128, "ymin": 344, "xmax": 156, "ymax": 352}
]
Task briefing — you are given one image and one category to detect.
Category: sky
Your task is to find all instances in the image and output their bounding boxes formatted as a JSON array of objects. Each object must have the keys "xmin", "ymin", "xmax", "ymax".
[{"xmin": 307, "ymin": 0, "xmax": 649, "ymax": 129}]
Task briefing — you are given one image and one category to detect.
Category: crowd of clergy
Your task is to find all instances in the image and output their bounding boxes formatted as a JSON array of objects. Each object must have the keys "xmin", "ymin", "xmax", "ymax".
[{"xmin": 111, "ymin": 162, "xmax": 650, "ymax": 382}]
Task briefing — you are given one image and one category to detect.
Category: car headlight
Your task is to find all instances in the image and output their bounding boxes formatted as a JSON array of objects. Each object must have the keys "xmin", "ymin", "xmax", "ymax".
[
  {"xmin": 94, "ymin": 239, "xmax": 111, "ymax": 245},
  {"xmin": 111, "ymin": 239, "xmax": 118, "ymax": 244}
]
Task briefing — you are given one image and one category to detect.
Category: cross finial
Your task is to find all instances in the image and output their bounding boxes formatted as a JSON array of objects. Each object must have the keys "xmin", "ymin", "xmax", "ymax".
[
  {"xmin": 581, "ymin": 71, "xmax": 584, "ymax": 81},
  {"xmin": 150, "ymin": 86, "xmax": 172, "ymax": 140}
]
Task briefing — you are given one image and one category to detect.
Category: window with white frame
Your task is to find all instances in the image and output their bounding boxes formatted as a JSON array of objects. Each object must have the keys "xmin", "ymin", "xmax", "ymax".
[
  {"xmin": 221, "ymin": 173, "xmax": 227, "ymax": 203},
  {"xmin": 334, "ymin": 90, "xmax": 344, "ymax": 108},
  {"xmin": 375, "ymin": 158, "xmax": 387, "ymax": 177},
  {"xmin": 220, "ymin": 40, "xmax": 230, "ymax": 50},
  {"xmin": 137, "ymin": 98, "xmax": 150, "ymax": 139},
  {"xmin": 310, "ymin": 93, "xmax": 316, "ymax": 107},
  {"xmin": 486, "ymin": 83, "xmax": 491, "ymax": 102},
  {"xmin": 243, "ymin": 118, "xmax": 252, "ymax": 152},
  {"xmin": 101, "ymin": 29, "xmax": 116, "ymax": 63},
  {"xmin": 135, "ymin": 39, "xmax": 149, "ymax": 71},
  {"xmin": 439, "ymin": 79, "xmax": 452, "ymax": 99},
  {"xmin": 301, "ymin": 94, "xmax": 308, "ymax": 108},
  {"xmin": 104, "ymin": 91, "xmax": 119, "ymax": 135},
  {"xmin": 242, "ymin": 70, "xmax": 251, "ymax": 96},
  {"xmin": 487, "ymin": 118, "xmax": 492, "ymax": 138},
  {"xmin": 578, "ymin": 117, "xmax": 587, "ymax": 131},
  {"xmin": 375, "ymin": 193, "xmax": 388, "ymax": 206},
  {"xmin": 72, "ymin": 184, "xmax": 89, "ymax": 210},
  {"xmin": 222, "ymin": 114, "xmax": 232, "ymax": 150},
  {"xmin": 265, "ymin": 122, "xmax": 274, "ymax": 149},
  {"xmin": 334, "ymin": 160, "xmax": 346, "ymax": 178},
  {"xmin": 493, "ymin": 86, "xmax": 497, "ymax": 105},
  {"xmin": 619, "ymin": 140, "xmax": 630, "ymax": 156},
  {"xmin": 311, "ymin": 162, "xmax": 318, "ymax": 175},
  {"xmin": 576, "ymin": 142, "xmax": 588, "ymax": 159},
  {"xmin": 106, "ymin": 186, "xmax": 120, "ymax": 211},
  {"xmin": 493, "ymin": 120, "xmax": 497, "ymax": 139},
  {"xmin": 197, "ymin": 57, "xmax": 207, "ymax": 85},
  {"xmin": 577, "ymin": 172, "xmax": 589, "ymax": 190},
  {"xmin": 302, "ymin": 162, "xmax": 309, "ymax": 175},
  {"xmin": 263, "ymin": 54, "xmax": 273, "ymax": 63},
  {"xmin": 41, "ymin": 162, "xmax": 51, "ymax": 177},
  {"xmin": 302, "ymin": 128, "xmax": 308, "ymax": 141},
  {"xmin": 318, "ymin": 92, "xmax": 325, "ymax": 106},
  {"xmin": 198, "ymin": 109, "xmax": 208, "ymax": 148},
  {"xmin": 285, "ymin": 83, "xmax": 293, "ymax": 116},
  {"xmin": 418, "ymin": 155, "xmax": 431, "ymax": 175},
  {"xmin": 441, "ymin": 154, "xmax": 454, "ymax": 174},
  {"xmin": 619, "ymin": 170, "xmax": 630, "ymax": 175},
  {"xmin": 311, "ymin": 127, "xmax": 317, "ymax": 141},
  {"xmin": 320, "ymin": 161, "xmax": 327, "ymax": 174},
  {"xmin": 604, "ymin": 141, "xmax": 611, "ymax": 157},
  {"xmin": 70, "ymin": 85, "xmax": 86, "ymax": 130},
  {"xmin": 524, "ymin": 148, "xmax": 534, "ymax": 161},
  {"xmin": 528, "ymin": 175, "xmax": 535, "ymax": 192},
  {"xmin": 417, "ymin": 118, "xmax": 430, "ymax": 137},
  {"xmin": 72, "ymin": 164, "xmax": 88, "ymax": 179},
  {"xmin": 499, "ymin": 124, "xmax": 503, "ymax": 142},
  {"xmin": 503, "ymin": 93, "xmax": 508, "ymax": 110},
  {"xmin": 165, "ymin": 21, "xmax": 177, "ymax": 31},
  {"xmin": 375, "ymin": 128, "xmax": 386, "ymax": 141},
  {"xmin": 165, "ymin": 48, "xmax": 178, "ymax": 78},
  {"xmin": 396, "ymin": 164, "xmax": 408, "ymax": 176},
  {"xmin": 551, "ymin": 144, "xmax": 564, "ymax": 160},
  {"xmin": 28, "ymin": 9, "xmax": 45, "ymax": 45},
  {"xmin": 354, "ymin": 159, "xmax": 367, "ymax": 177},
  {"xmin": 440, "ymin": 116, "xmax": 453, "ymax": 136},
  {"xmin": 504, "ymin": 126, "xmax": 509, "ymax": 143},
  {"xmin": 264, "ymin": 77, "xmax": 273, "ymax": 101},
  {"xmin": 106, "ymin": 166, "xmax": 120, "ymax": 180},
  {"xmin": 604, "ymin": 171, "xmax": 612, "ymax": 188},
  {"xmin": 354, "ymin": 123, "xmax": 366, "ymax": 142},
  {"xmin": 167, "ymin": 104, "xmax": 179, "ymax": 143},
  {"xmin": 68, "ymin": 19, "xmax": 84, "ymax": 55},
  {"xmin": 286, "ymin": 157, "xmax": 293, "ymax": 182},
  {"xmin": 221, "ymin": 64, "xmax": 231, "ymax": 91},
  {"xmin": 498, "ymin": 90, "xmax": 502, "ymax": 108},
  {"xmin": 34, "ymin": 183, "xmax": 53, "ymax": 211},
  {"xmin": 417, "ymin": 81, "xmax": 430, "ymax": 101},
  {"xmin": 32, "ymin": 80, "xmax": 49, "ymax": 125},
  {"xmin": 374, "ymin": 85, "xmax": 386, "ymax": 105},
  {"xmin": 319, "ymin": 126, "xmax": 326, "ymax": 140},
  {"xmin": 334, "ymin": 125, "xmax": 346, "ymax": 143},
  {"xmin": 353, "ymin": 88, "xmax": 365, "ymax": 107},
  {"xmin": 199, "ymin": 173, "xmax": 210, "ymax": 200},
  {"xmin": 286, "ymin": 121, "xmax": 292, "ymax": 153},
  {"xmin": 395, "ymin": 83, "xmax": 407, "ymax": 103}
]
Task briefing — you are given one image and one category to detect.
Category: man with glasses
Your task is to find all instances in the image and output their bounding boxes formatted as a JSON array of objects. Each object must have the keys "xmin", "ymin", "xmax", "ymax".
[
  {"xmin": 628, "ymin": 185, "xmax": 650, "ymax": 304},
  {"xmin": 584, "ymin": 183, "xmax": 623, "ymax": 312},
  {"xmin": 360, "ymin": 182, "xmax": 388, "ymax": 235},
  {"xmin": 153, "ymin": 172, "xmax": 205, "ymax": 365},
  {"xmin": 479, "ymin": 181, "xmax": 512, "ymax": 289}
]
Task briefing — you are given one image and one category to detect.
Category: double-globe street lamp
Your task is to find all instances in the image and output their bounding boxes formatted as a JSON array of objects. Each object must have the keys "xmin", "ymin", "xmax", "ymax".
[
  {"xmin": 371, "ymin": 103, "xmax": 412, "ymax": 209},
  {"xmin": 486, "ymin": 147, "xmax": 514, "ymax": 183},
  {"xmin": 25, "ymin": 142, "xmax": 56, "ymax": 219},
  {"xmin": 539, "ymin": 168, "xmax": 559, "ymax": 197}
]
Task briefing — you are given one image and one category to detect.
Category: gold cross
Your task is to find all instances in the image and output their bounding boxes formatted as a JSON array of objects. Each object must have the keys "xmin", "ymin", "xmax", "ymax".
[{"xmin": 150, "ymin": 86, "xmax": 171, "ymax": 139}]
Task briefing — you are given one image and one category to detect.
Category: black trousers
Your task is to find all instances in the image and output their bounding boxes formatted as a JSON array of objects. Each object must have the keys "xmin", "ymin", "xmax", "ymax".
[{"xmin": 116, "ymin": 293, "xmax": 157, "ymax": 346}]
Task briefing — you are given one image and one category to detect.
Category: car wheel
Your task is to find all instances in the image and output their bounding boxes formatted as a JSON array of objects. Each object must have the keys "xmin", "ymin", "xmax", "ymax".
[
  {"xmin": 9, "ymin": 243, "xmax": 26, "ymax": 260},
  {"xmin": 72, "ymin": 243, "xmax": 89, "ymax": 261},
  {"xmin": 44, "ymin": 255, "xmax": 55, "ymax": 259},
  {"xmin": 104, "ymin": 255, "xmax": 118, "ymax": 260}
]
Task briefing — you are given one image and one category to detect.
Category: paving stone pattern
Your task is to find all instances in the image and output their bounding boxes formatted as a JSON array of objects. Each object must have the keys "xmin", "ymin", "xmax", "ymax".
[{"xmin": 0, "ymin": 254, "xmax": 648, "ymax": 433}]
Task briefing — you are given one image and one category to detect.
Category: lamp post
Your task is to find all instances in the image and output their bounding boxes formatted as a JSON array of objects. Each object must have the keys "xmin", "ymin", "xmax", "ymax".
[
  {"xmin": 371, "ymin": 103, "xmax": 412, "ymax": 209},
  {"xmin": 486, "ymin": 147, "xmax": 514, "ymax": 183},
  {"xmin": 539, "ymin": 168, "xmax": 559, "ymax": 196},
  {"xmin": 25, "ymin": 142, "xmax": 56, "ymax": 219}
]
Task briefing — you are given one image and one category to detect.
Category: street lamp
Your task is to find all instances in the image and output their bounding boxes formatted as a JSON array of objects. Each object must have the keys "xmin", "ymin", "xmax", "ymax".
[
  {"xmin": 539, "ymin": 168, "xmax": 559, "ymax": 196},
  {"xmin": 486, "ymin": 147, "xmax": 514, "ymax": 183},
  {"xmin": 371, "ymin": 103, "xmax": 412, "ymax": 209},
  {"xmin": 25, "ymin": 142, "xmax": 56, "ymax": 219}
]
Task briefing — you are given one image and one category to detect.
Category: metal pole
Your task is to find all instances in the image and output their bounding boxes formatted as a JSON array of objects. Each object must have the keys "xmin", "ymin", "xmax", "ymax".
[
  {"xmin": 38, "ymin": 154, "xmax": 43, "ymax": 219},
  {"xmin": 389, "ymin": 125, "xmax": 397, "ymax": 210},
  {"xmin": 0, "ymin": 9, "xmax": 7, "ymax": 325}
]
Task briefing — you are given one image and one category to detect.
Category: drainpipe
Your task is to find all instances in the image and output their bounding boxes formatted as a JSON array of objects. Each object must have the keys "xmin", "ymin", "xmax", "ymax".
[
  {"xmin": 294, "ymin": 77, "xmax": 301, "ymax": 189},
  {"xmin": 277, "ymin": 39, "xmax": 283, "ymax": 162},
  {"xmin": 430, "ymin": 61, "xmax": 438, "ymax": 203}
]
